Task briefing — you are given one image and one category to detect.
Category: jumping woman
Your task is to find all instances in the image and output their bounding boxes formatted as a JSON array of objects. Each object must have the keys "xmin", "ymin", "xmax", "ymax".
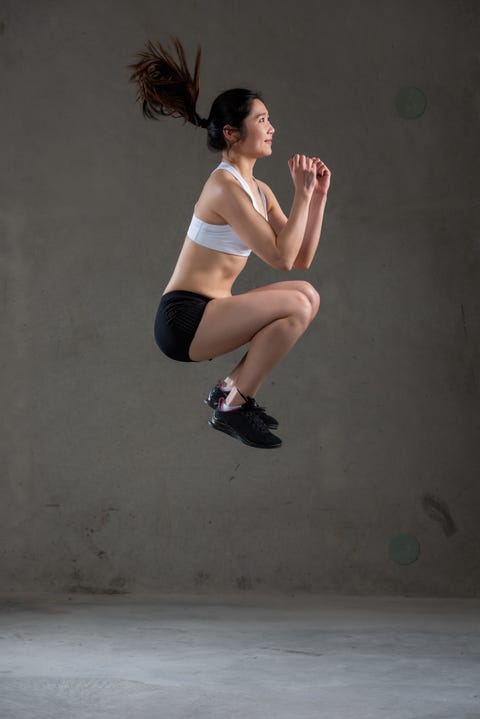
[{"xmin": 128, "ymin": 38, "xmax": 331, "ymax": 449}]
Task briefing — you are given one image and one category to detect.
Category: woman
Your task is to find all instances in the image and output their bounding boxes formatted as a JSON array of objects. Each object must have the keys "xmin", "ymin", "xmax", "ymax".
[{"xmin": 129, "ymin": 38, "xmax": 331, "ymax": 449}]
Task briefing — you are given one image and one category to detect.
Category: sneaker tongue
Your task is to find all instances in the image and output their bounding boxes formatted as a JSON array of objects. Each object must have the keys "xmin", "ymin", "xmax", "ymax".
[{"xmin": 245, "ymin": 397, "xmax": 265, "ymax": 411}]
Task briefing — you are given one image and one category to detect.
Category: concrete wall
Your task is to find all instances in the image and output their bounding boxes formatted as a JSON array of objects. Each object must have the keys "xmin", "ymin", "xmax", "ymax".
[{"xmin": 1, "ymin": 0, "xmax": 479, "ymax": 596}]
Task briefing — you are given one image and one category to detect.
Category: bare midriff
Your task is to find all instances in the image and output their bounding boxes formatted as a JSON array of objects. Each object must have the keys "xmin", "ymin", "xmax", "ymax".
[{"xmin": 162, "ymin": 236, "xmax": 248, "ymax": 299}]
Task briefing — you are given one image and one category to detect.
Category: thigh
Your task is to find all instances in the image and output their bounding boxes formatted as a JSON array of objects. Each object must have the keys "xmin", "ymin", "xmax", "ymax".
[
  {"xmin": 188, "ymin": 288, "xmax": 311, "ymax": 361},
  {"xmin": 246, "ymin": 280, "xmax": 320, "ymax": 317}
]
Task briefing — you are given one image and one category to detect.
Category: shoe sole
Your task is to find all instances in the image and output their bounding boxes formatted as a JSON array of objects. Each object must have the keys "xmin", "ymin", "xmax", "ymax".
[
  {"xmin": 205, "ymin": 397, "xmax": 279, "ymax": 430},
  {"xmin": 208, "ymin": 418, "xmax": 282, "ymax": 449}
]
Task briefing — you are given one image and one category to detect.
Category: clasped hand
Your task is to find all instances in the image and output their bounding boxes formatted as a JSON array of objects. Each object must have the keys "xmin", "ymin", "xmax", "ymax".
[{"xmin": 288, "ymin": 153, "xmax": 331, "ymax": 197}]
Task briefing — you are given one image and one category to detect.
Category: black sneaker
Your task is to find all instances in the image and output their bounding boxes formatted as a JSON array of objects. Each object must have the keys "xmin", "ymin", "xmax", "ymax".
[
  {"xmin": 248, "ymin": 397, "xmax": 279, "ymax": 430},
  {"xmin": 204, "ymin": 383, "xmax": 228, "ymax": 408},
  {"xmin": 209, "ymin": 397, "xmax": 282, "ymax": 449},
  {"xmin": 205, "ymin": 384, "xmax": 279, "ymax": 430}
]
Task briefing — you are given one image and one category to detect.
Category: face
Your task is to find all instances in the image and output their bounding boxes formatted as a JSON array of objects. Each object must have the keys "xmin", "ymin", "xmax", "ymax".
[{"xmin": 234, "ymin": 99, "xmax": 275, "ymax": 158}]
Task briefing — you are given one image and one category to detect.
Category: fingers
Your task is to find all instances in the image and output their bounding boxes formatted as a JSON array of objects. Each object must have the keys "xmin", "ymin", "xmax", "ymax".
[
  {"xmin": 312, "ymin": 157, "xmax": 330, "ymax": 173},
  {"xmin": 289, "ymin": 154, "xmax": 316, "ymax": 171},
  {"xmin": 289, "ymin": 154, "xmax": 331, "ymax": 197},
  {"xmin": 310, "ymin": 158, "xmax": 331, "ymax": 179},
  {"xmin": 290, "ymin": 154, "xmax": 312, "ymax": 163},
  {"xmin": 290, "ymin": 154, "xmax": 329, "ymax": 170}
]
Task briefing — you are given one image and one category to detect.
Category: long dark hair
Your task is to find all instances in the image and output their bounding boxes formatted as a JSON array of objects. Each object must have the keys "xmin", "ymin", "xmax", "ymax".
[{"xmin": 128, "ymin": 37, "xmax": 262, "ymax": 151}]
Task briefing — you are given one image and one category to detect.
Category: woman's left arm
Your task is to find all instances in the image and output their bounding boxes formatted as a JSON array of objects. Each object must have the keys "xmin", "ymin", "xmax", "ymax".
[
  {"xmin": 293, "ymin": 158, "xmax": 331, "ymax": 270},
  {"xmin": 261, "ymin": 158, "xmax": 331, "ymax": 271}
]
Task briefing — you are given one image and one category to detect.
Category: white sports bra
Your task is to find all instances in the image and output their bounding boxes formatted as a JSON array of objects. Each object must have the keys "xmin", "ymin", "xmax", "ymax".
[{"xmin": 186, "ymin": 161, "xmax": 268, "ymax": 257}]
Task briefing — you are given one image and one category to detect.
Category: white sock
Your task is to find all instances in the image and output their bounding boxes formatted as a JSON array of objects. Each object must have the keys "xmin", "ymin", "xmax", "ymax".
[
  {"xmin": 220, "ymin": 383, "xmax": 232, "ymax": 392},
  {"xmin": 219, "ymin": 398, "xmax": 241, "ymax": 412}
]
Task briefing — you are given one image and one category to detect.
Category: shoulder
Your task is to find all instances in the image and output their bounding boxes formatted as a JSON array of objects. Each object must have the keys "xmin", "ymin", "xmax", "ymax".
[
  {"xmin": 195, "ymin": 167, "xmax": 253, "ymax": 222},
  {"xmin": 203, "ymin": 168, "xmax": 251, "ymax": 207},
  {"xmin": 209, "ymin": 165, "xmax": 251, "ymax": 191},
  {"xmin": 202, "ymin": 167, "xmax": 236, "ymax": 194}
]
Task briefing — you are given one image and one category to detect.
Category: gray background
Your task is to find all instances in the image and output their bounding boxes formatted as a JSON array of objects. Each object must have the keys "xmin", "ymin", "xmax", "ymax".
[{"xmin": 1, "ymin": 0, "xmax": 479, "ymax": 596}]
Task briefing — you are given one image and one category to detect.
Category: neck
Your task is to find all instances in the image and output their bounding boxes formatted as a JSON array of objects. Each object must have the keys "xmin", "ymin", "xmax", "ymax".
[{"xmin": 220, "ymin": 152, "xmax": 256, "ymax": 181}]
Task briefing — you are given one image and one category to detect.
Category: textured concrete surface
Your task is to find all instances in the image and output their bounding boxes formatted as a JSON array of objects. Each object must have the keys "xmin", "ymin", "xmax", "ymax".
[
  {"xmin": 1, "ymin": 594, "xmax": 480, "ymax": 719},
  {"xmin": 1, "ymin": 0, "xmax": 480, "ymax": 596}
]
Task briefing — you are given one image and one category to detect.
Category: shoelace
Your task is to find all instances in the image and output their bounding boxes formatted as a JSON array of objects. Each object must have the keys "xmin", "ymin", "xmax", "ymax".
[
  {"xmin": 241, "ymin": 399, "xmax": 272, "ymax": 433},
  {"xmin": 244, "ymin": 409, "xmax": 271, "ymax": 434},
  {"xmin": 252, "ymin": 401, "xmax": 267, "ymax": 413},
  {"xmin": 247, "ymin": 398, "xmax": 273, "ymax": 423}
]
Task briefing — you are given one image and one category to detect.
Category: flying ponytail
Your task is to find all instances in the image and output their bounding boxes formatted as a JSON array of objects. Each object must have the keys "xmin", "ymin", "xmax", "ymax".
[
  {"xmin": 128, "ymin": 37, "xmax": 263, "ymax": 152},
  {"xmin": 128, "ymin": 36, "xmax": 206, "ymax": 128}
]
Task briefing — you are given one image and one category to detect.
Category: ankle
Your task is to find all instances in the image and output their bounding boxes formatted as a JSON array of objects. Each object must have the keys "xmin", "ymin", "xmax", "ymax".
[
  {"xmin": 219, "ymin": 398, "xmax": 241, "ymax": 412},
  {"xmin": 224, "ymin": 387, "xmax": 246, "ymax": 408}
]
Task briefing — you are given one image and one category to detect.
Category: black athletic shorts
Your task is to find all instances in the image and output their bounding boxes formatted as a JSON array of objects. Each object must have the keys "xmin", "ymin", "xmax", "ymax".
[{"xmin": 154, "ymin": 290, "xmax": 212, "ymax": 362}]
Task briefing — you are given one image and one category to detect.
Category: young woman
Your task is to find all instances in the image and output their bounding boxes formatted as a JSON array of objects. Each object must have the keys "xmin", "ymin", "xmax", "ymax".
[{"xmin": 129, "ymin": 38, "xmax": 331, "ymax": 449}]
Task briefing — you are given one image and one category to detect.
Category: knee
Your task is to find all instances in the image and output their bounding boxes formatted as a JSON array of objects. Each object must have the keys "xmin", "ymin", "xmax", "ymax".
[
  {"xmin": 310, "ymin": 285, "xmax": 321, "ymax": 318},
  {"xmin": 298, "ymin": 281, "xmax": 321, "ymax": 319},
  {"xmin": 289, "ymin": 290, "xmax": 313, "ymax": 329}
]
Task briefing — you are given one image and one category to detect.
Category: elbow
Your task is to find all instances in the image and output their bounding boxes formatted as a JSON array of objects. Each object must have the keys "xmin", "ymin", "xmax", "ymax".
[
  {"xmin": 293, "ymin": 254, "xmax": 312, "ymax": 270},
  {"xmin": 275, "ymin": 259, "xmax": 295, "ymax": 272},
  {"xmin": 271, "ymin": 251, "xmax": 310, "ymax": 272},
  {"xmin": 293, "ymin": 260, "xmax": 311, "ymax": 271},
  {"xmin": 269, "ymin": 254, "xmax": 294, "ymax": 272}
]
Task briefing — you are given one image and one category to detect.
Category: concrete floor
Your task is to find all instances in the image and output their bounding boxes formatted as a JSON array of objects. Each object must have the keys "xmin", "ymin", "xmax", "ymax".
[{"xmin": 0, "ymin": 594, "xmax": 479, "ymax": 719}]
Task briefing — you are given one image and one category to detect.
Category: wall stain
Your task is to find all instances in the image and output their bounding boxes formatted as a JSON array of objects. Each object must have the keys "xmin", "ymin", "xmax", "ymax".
[
  {"xmin": 67, "ymin": 569, "xmax": 128, "ymax": 595},
  {"xmin": 109, "ymin": 575, "xmax": 127, "ymax": 590},
  {"xmin": 421, "ymin": 493, "xmax": 457, "ymax": 537},
  {"xmin": 236, "ymin": 575, "xmax": 252, "ymax": 591},
  {"xmin": 67, "ymin": 585, "xmax": 128, "ymax": 595},
  {"xmin": 194, "ymin": 571, "xmax": 210, "ymax": 586}
]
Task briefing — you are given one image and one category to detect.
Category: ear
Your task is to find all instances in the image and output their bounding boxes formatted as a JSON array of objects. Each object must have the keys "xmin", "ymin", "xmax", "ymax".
[{"xmin": 223, "ymin": 124, "xmax": 241, "ymax": 144}]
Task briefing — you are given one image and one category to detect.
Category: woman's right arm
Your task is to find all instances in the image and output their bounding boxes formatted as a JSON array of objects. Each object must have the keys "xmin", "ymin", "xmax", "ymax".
[{"xmin": 213, "ymin": 155, "xmax": 317, "ymax": 271}]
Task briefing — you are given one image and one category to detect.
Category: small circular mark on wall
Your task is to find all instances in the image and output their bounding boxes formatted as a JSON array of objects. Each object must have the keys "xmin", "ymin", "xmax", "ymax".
[
  {"xmin": 395, "ymin": 87, "xmax": 427, "ymax": 118},
  {"xmin": 389, "ymin": 533, "xmax": 420, "ymax": 565}
]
